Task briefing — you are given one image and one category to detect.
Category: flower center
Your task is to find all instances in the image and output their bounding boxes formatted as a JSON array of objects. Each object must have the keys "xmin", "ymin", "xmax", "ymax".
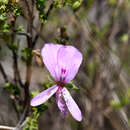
[
  {"xmin": 61, "ymin": 68, "xmax": 66, "ymax": 74},
  {"xmin": 57, "ymin": 85, "xmax": 63, "ymax": 91},
  {"xmin": 59, "ymin": 68, "xmax": 67, "ymax": 83}
]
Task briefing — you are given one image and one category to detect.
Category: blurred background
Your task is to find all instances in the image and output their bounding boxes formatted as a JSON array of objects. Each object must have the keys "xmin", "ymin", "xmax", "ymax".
[{"xmin": 0, "ymin": 0, "xmax": 130, "ymax": 130}]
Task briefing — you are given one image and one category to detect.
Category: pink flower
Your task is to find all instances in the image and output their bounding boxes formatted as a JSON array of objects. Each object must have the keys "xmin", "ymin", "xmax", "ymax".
[{"xmin": 31, "ymin": 43, "xmax": 82, "ymax": 121}]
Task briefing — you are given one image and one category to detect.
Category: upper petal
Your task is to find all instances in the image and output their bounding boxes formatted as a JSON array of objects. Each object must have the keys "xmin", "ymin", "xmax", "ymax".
[
  {"xmin": 41, "ymin": 43, "xmax": 63, "ymax": 80},
  {"xmin": 30, "ymin": 85, "xmax": 58, "ymax": 106},
  {"xmin": 57, "ymin": 46, "xmax": 82, "ymax": 83},
  {"xmin": 62, "ymin": 87, "xmax": 82, "ymax": 121}
]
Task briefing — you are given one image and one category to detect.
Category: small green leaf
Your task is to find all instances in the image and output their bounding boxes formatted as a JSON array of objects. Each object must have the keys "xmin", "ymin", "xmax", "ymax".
[
  {"xmin": 0, "ymin": 0, "xmax": 8, "ymax": 4},
  {"xmin": 17, "ymin": 25, "xmax": 24, "ymax": 31},
  {"xmin": 8, "ymin": 44, "xmax": 18, "ymax": 51},
  {"xmin": 4, "ymin": 82, "xmax": 20, "ymax": 96},
  {"xmin": 12, "ymin": 3, "xmax": 23, "ymax": 16},
  {"xmin": 65, "ymin": 81, "xmax": 79, "ymax": 90},
  {"xmin": 109, "ymin": 0, "xmax": 117, "ymax": 5},
  {"xmin": 21, "ymin": 48, "xmax": 33, "ymax": 65},
  {"xmin": 41, "ymin": 80, "xmax": 56, "ymax": 90},
  {"xmin": 31, "ymin": 91, "xmax": 40, "ymax": 97},
  {"xmin": 24, "ymin": 103, "xmax": 48, "ymax": 130},
  {"xmin": 110, "ymin": 100, "xmax": 123, "ymax": 109},
  {"xmin": 1, "ymin": 23, "xmax": 10, "ymax": 33},
  {"xmin": 121, "ymin": 34, "xmax": 129, "ymax": 42},
  {"xmin": 0, "ymin": 13, "xmax": 7, "ymax": 21},
  {"xmin": 73, "ymin": 1, "xmax": 81, "ymax": 9}
]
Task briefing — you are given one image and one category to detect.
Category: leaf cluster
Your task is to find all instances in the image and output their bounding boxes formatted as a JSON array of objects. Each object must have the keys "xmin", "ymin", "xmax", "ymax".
[
  {"xmin": 0, "ymin": 1, "xmax": 23, "ymax": 33},
  {"xmin": 21, "ymin": 48, "xmax": 33, "ymax": 65},
  {"xmin": 4, "ymin": 82, "xmax": 20, "ymax": 97},
  {"xmin": 53, "ymin": 0, "xmax": 82, "ymax": 11},
  {"xmin": 35, "ymin": 0, "xmax": 82, "ymax": 23},
  {"xmin": 35, "ymin": 0, "xmax": 48, "ymax": 23},
  {"xmin": 24, "ymin": 91, "xmax": 48, "ymax": 130}
]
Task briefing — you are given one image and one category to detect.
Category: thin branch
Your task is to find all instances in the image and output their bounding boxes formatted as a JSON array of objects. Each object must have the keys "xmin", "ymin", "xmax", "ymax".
[
  {"xmin": 0, "ymin": 32, "xmax": 30, "ymax": 38},
  {"xmin": 12, "ymin": 99, "xmax": 20, "ymax": 120},
  {"xmin": 32, "ymin": 2, "xmax": 54, "ymax": 48},
  {"xmin": 8, "ymin": 20, "xmax": 24, "ymax": 88},
  {"xmin": 15, "ymin": 0, "xmax": 54, "ymax": 128},
  {"xmin": 32, "ymin": 26, "xmax": 46, "ymax": 41},
  {"xmin": 15, "ymin": 32, "xmax": 31, "ymax": 38},
  {"xmin": 24, "ymin": 0, "xmax": 32, "ymax": 18},
  {"xmin": 0, "ymin": 62, "xmax": 8, "ymax": 82},
  {"xmin": 15, "ymin": 0, "xmax": 34, "ymax": 129},
  {"xmin": 0, "ymin": 125, "xmax": 15, "ymax": 130},
  {"xmin": 14, "ymin": 104, "xmax": 29, "ymax": 130},
  {"xmin": 12, "ymin": 50, "xmax": 24, "ymax": 87},
  {"xmin": 46, "ymin": 1, "xmax": 54, "ymax": 18}
]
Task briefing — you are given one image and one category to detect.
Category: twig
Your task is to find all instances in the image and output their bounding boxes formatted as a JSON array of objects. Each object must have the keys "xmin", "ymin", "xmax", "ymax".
[
  {"xmin": 46, "ymin": 1, "xmax": 54, "ymax": 18},
  {"xmin": 32, "ymin": 2, "xmax": 54, "ymax": 48},
  {"xmin": 32, "ymin": 26, "xmax": 46, "ymax": 41},
  {"xmin": 0, "ymin": 125, "xmax": 15, "ymax": 130},
  {"xmin": 24, "ymin": 0, "xmax": 32, "ymax": 18},
  {"xmin": 0, "ymin": 62, "xmax": 8, "ymax": 82},
  {"xmin": 0, "ymin": 32, "xmax": 30, "ymax": 37},
  {"xmin": 12, "ymin": 50, "xmax": 24, "ymax": 88},
  {"xmin": 8, "ymin": 20, "xmax": 24, "ymax": 88},
  {"xmin": 15, "ymin": 32, "xmax": 31, "ymax": 38},
  {"xmin": 15, "ymin": 0, "xmax": 34, "ymax": 128},
  {"xmin": 14, "ymin": 104, "xmax": 29, "ymax": 130},
  {"xmin": 15, "ymin": 1, "xmax": 54, "ymax": 129}
]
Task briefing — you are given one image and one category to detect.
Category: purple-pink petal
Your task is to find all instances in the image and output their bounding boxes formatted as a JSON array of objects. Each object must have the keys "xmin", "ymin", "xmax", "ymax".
[
  {"xmin": 36, "ymin": 43, "xmax": 83, "ymax": 121},
  {"xmin": 30, "ymin": 85, "xmax": 58, "ymax": 106},
  {"xmin": 56, "ymin": 87, "xmax": 67, "ymax": 117},
  {"xmin": 57, "ymin": 46, "xmax": 82, "ymax": 83},
  {"xmin": 62, "ymin": 87, "xmax": 82, "ymax": 121},
  {"xmin": 41, "ymin": 43, "xmax": 63, "ymax": 81},
  {"xmin": 41, "ymin": 44, "xmax": 82, "ymax": 83}
]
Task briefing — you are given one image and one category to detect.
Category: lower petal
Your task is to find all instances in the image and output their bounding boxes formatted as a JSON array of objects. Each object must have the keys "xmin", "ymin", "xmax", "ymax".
[
  {"xmin": 62, "ymin": 87, "xmax": 82, "ymax": 121},
  {"xmin": 56, "ymin": 88, "xmax": 67, "ymax": 118},
  {"xmin": 30, "ymin": 85, "xmax": 58, "ymax": 106}
]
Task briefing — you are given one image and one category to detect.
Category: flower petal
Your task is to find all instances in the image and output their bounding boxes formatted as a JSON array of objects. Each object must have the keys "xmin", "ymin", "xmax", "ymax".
[
  {"xmin": 57, "ymin": 46, "xmax": 82, "ymax": 83},
  {"xmin": 56, "ymin": 87, "xmax": 67, "ymax": 117},
  {"xmin": 62, "ymin": 87, "xmax": 82, "ymax": 121},
  {"xmin": 41, "ymin": 43, "xmax": 63, "ymax": 81},
  {"xmin": 30, "ymin": 85, "xmax": 58, "ymax": 106}
]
